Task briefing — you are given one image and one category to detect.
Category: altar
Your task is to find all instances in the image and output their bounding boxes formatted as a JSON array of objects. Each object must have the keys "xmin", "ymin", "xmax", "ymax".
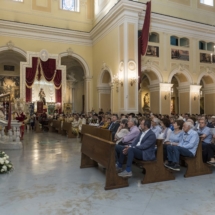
[{"xmin": 20, "ymin": 50, "xmax": 66, "ymax": 113}]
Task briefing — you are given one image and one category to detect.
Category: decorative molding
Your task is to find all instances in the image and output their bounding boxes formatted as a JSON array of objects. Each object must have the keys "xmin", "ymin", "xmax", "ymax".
[
  {"xmin": 6, "ymin": 41, "xmax": 14, "ymax": 50},
  {"xmin": 67, "ymin": 47, "xmax": 74, "ymax": 56},
  {"xmin": 39, "ymin": 49, "xmax": 49, "ymax": 62}
]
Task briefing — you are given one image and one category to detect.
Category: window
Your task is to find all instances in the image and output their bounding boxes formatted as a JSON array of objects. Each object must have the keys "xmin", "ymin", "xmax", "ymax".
[
  {"xmin": 170, "ymin": 36, "xmax": 178, "ymax": 46},
  {"xmin": 149, "ymin": 32, "xmax": 159, "ymax": 43},
  {"xmin": 199, "ymin": 41, "xmax": 206, "ymax": 50},
  {"xmin": 61, "ymin": 0, "xmax": 79, "ymax": 12},
  {"xmin": 200, "ymin": 0, "xmax": 214, "ymax": 6},
  {"xmin": 207, "ymin": 42, "xmax": 214, "ymax": 51},
  {"xmin": 180, "ymin": 38, "xmax": 189, "ymax": 47}
]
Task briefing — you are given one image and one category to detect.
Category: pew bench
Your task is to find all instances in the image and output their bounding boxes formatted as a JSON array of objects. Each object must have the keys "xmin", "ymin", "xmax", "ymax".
[
  {"xmin": 81, "ymin": 124, "xmax": 112, "ymax": 142},
  {"xmin": 133, "ymin": 139, "xmax": 175, "ymax": 184},
  {"xmin": 62, "ymin": 122, "xmax": 76, "ymax": 138},
  {"xmin": 180, "ymin": 141, "xmax": 212, "ymax": 178},
  {"xmin": 80, "ymin": 133, "xmax": 128, "ymax": 190}
]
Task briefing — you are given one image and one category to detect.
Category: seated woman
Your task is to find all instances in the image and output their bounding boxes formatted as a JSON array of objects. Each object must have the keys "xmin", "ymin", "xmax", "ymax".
[
  {"xmin": 114, "ymin": 118, "xmax": 129, "ymax": 144},
  {"xmin": 100, "ymin": 116, "xmax": 111, "ymax": 129},
  {"xmin": 159, "ymin": 118, "xmax": 172, "ymax": 142},
  {"xmin": 71, "ymin": 114, "xmax": 81, "ymax": 136},
  {"xmin": 163, "ymin": 120, "xmax": 184, "ymax": 162}
]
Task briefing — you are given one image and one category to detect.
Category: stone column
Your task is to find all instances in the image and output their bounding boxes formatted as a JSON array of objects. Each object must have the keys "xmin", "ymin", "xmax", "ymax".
[{"xmin": 84, "ymin": 76, "xmax": 93, "ymax": 113}]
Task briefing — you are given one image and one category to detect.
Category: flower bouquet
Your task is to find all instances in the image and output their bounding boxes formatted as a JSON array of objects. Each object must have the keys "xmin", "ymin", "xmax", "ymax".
[{"xmin": 0, "ymin": 151, "xmax": 13, "ymax": 174}]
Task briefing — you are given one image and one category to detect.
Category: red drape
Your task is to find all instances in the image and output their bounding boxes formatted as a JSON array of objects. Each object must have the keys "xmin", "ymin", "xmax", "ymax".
[
  {"xmin": 141, "ymin": 1, "xmax": 151, "ymax": 56},
  {"xmin": 138, "ymin": 37, "xmax": 141, "ymax": 90},
  {"xmin": 40, "ymin": 59, "xmax": 56, "ymax": 81},
  {"xmin": 25, "ymin": 57, "xmax": 62, "ymax": 103}
]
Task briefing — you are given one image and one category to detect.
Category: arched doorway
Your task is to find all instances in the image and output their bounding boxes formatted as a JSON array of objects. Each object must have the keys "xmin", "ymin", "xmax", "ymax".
[
  {"xmin": 97, "ymin": 70, "xmax": 112, "ymax": 113},
  {"xmin": 0, "ymin": 49, "xmax": 26, "ymax": 100},
  {"xmin": 197, "ymin": 72, "xmax": 215, "ymax": 115},
  {"xmin": 61, "ymin": 56, "xmax": 85, "ymax": 113},
  {"xmin": 139, "ymin": 67, "xmax": 162, "ymax": 114}
]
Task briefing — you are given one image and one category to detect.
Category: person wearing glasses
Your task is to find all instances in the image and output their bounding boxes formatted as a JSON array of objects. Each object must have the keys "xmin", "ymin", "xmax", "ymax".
[{"xmin": 164, "ymin": 121, "xmax": 199, "ymax": 171}]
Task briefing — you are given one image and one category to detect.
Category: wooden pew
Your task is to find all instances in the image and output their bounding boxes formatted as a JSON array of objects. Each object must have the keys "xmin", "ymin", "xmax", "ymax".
[
  {"xmin": 133, "ymin": 139, "xmax": 175, "ymax": 184},
  {"xmin": 80, "ymin": 133, "xmax": 128, "ymax": 190},
  {"xmin": 62, "ymin": 122, "xmax": 76, "ymax": 138},
  {"xmin": 81, "ymin": 124, "xmax": 112, "ymax": 141},
  {"xmin": 35, "ymin": 120, "xmax": 43, "ymax": 133},
  {"xmin": 52, "ymin": 120, "xmax": 62, "ymax": 134},
  {"xmin": 180, "ymin": 141, "xmax": 212, "ymax": 178}
]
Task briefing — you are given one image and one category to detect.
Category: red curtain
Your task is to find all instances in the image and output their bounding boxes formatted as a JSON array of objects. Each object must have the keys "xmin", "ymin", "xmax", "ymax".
[
  {"xmin": 40, "ymin": 59, "xmax": 56, "ymax": 81},
  {"xmin": 26, "ymin": 87, "xmax": 32, "ymax": 102},
  {"xmin": 26, "ymin": 57, "xmax": 38, "ymax": 87},
  {"xmin": 55, "ymin": 70, "xmax": 62, "ymax": 104},
  {"xmin": 141, "ymin": 1, "xmax": 151, "ymax": 56}
]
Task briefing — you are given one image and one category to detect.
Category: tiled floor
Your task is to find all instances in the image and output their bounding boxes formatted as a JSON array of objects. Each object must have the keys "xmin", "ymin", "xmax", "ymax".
[{"xmin": 0, "ymin": 131, "xmax": 215, "ymax": 215}]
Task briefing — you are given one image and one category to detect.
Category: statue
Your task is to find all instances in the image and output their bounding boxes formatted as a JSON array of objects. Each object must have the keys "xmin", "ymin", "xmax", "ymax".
[
  {"xmin": 39, "ymin": 88, "xmax": 46, "ymax": 105},
  {"xmin": 143, "ymin": 93, "xmax": 150, "ymax": 113}
]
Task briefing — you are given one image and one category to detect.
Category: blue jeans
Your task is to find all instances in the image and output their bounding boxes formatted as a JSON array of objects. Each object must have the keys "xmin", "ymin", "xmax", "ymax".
[
  {"xmin": 167, "ymin": 145, "xmax": 194, "ymax": 163},
  {"xmin": 118, "ymin": 147, "xmax": 143, "ymax": 172}
]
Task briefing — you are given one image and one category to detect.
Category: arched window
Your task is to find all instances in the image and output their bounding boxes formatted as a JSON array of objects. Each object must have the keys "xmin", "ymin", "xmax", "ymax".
[
  {"xmin": 180, "ymin": 38, "xmax": 189, "ymax": 47},
  {"xmin": 170, "ymin": 36, "xmax": 179, "ymax": 46},
  {"xmin": 199, "ymin": 41, "xmax": 206, "ymax": 50},
  {"xmin": 200, "ymin": 0, "xmax": 213, "ymax": 6},
  {"xmin": 207, "ymin": 42, "xmax": 214, "ymax": 51},
  {"xmin": 149, "ymin": 32, "xmax": 159, "ymax": 43},
  {"xmin": 61, "ymin": 0, "xmax": 79, "ymax": 12}
]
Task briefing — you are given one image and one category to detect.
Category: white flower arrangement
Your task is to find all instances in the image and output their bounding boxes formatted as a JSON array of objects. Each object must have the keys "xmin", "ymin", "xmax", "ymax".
[{"xmin": 0, "ymin": 151, "xmax": 13, "ymax": 174}]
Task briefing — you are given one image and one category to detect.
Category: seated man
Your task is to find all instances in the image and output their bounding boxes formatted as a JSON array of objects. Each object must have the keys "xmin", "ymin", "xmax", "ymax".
[
  {"xmin": 197, "ymin": 119, "xmax": 213, "ymax": 162},
  {"xmin": 165, "ymin": 121, "xmax": 199, "ymax": 171},
  {"xmin": 151, "ymin": 118, "xmax": 162, "ymax": 138},
  {"xmin": 115, "ymin": 118, "xmax": 140, "ymax": 159},
  {"xmin": 108, "ymin": 114, "xmax": 120, "ymax": 140},
  {"xmin": 116, "ymin": 119, "xmax": 156, "ymax": 177}
]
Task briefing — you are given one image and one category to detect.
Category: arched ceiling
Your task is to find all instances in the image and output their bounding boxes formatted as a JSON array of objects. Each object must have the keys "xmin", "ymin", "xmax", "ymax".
[
  {"xmin": 201, "ymin": 75, "xmax": 214, "ymax": 85},
  {"xmin": 61, "ymin": 56, "xmax": 84, "ymax": 81}
]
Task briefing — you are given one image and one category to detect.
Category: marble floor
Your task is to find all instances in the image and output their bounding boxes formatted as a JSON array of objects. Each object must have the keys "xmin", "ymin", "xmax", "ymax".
[{"xmin": 0, "ymin": 131, "xmax": 215, "ymax": 215}]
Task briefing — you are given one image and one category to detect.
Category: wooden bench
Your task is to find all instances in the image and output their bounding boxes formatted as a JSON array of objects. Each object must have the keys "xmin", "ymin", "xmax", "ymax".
[
  {"xmin": 80, "ymin": 133, "xmax": 128, "ymax": 190},
  {"xmin": 35, "ymin": 120, "xmax": 43, "ymax": 133},
  {"xmin": 81, "ymin": 124, "xmax": 112, "ymax": 141},
  {"xmin": 52, "ymin": 120, "xmax": 62, "ymax": 134},
  {"xmin": 60, "ymin": 121, "xmax": 80, "ymax": 138},
  {"xmin": 180, "ymin": 141, "xmax": 212, "ymax": 178},
  {"xmin": 133, "ymin": 139, "xmax": 175, "ymax": 184}
]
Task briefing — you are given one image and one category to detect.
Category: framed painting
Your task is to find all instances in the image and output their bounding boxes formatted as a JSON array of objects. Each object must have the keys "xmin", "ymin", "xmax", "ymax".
[{"xmin": 47, "ymin": 102, "xmax": 55, "ymax": 115}]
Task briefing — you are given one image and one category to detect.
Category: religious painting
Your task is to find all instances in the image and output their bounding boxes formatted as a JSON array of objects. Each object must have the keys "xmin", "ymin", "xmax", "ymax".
[
  {"xmin": 0, "ymin": 76, "xmax": 20, "ymax": 100},
  {"xmin": 47, "ymin": 103, "xmax": 55, "ymax": 115},
  {"xmin": 64, "ymin": 103, "xmax": 72, "ymax": 114},
  {"xmin": 142, "ymin": 93, "xmax": 150, "ymax": 113},
  {"xmin": 200, "ymin": 53, "xmax": 215, "ymax": 63},
  {"xmin": 146, "ymin": 45, "xmax": 159, "ymax": 57},
  {"xmin": 171, "ymin": 49, "xmax": 189, "ymax": 61}
]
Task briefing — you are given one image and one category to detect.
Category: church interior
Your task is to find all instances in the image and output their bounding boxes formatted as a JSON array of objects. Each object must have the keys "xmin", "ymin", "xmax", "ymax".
[{"xmin": 1, "ymin": 0, "xmax": 215, "ymax": 214}]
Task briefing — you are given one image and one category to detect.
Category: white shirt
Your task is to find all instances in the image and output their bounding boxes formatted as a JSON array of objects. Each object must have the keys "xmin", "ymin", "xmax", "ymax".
[{"xmin": 136, "ymin": 129, "xmax": 150, "ymax": 147}]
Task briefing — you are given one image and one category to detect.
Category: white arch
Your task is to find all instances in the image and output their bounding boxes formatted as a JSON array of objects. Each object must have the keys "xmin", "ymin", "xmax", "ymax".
[
  {"xmin": 197, "ymin": 71, "xmax": 215, "ymax": 85},
  {"xmin": 59, "ymin": 52, "xmax": 90, "ymax": 77},
  {"xmin": 168, "ymin": 68, "xmax": 193, "ymax": 84},
  {"xmin": 141, "ymin": 64, "xmax": 163, "ymax": 83},
  {"xmin": 0, "ymin": 46, "xmax": 27, "ymax": 59}
]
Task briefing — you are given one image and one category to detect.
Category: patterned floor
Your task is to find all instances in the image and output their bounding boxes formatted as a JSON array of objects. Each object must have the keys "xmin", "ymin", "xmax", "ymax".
[{"xmin": 0, "ymin": 131, "xmax": 215, "ymax": 215}]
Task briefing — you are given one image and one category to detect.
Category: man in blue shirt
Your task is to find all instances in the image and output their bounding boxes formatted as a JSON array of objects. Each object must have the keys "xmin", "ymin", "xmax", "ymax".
[
  {"xmin": 151, "ymin": 118, "xmax": 162, "ymax": 138},
  {"xmin": 165, "ymin": 121, "xmax": 199, "ymax": 171},
  {"xmin": 197, "ymin": 119, "xmax": 213, "ymax": 162}
]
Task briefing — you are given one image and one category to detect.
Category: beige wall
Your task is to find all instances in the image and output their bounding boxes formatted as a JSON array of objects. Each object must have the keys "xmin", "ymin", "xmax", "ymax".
[
  {"xmin": 0, "ymin": 0, "xmax": 94, "ymax": 31},
  {"xmin": 93, "ymin": 26, "xmax": 119, "ymax": 112},
  {"xmin": 179, "ymin": 92, "xmax": 189, "ymax": 114},
  {"xmin": 205, "ymin": 94, "xmax": 215, "ymax": 115},
  {"xmin": 160, "ymin": 91, "xmax": 171, "ymax": 115},
  {"xmin": 150, "ymin": 91, "xmax": 159, "ymax": 113},
  {"xmin": 100, "ymin": 93, "xmax": 111, "ymax": 111}
]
